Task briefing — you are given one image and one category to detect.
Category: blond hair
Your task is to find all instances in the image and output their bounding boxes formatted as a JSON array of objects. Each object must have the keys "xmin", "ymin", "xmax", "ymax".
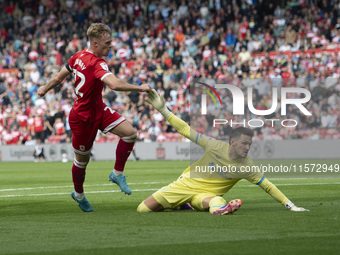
[{"xmin": 87, "ymin": 23, "xmax": 111, "ymax": 41}]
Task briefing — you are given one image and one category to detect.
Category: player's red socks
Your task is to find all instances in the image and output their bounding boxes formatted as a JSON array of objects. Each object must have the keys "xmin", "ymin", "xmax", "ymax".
[
  {"xmin": 72, "ymin": 159, "xmax": 88, "ymax": 193},
  {"xmin": 114, "ymin": 134, "xmax": 137, "ymax": 172}
]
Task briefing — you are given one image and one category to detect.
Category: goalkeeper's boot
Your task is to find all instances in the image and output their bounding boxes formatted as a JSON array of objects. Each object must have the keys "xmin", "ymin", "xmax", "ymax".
[
  {"xmin": 211, "ymin": 199, "xmax": 242, "ymax": 215},
  {"xmin": 179, "ymin": 203, "xmax": 194, "ymax": 210},
  {"xmin": 71, "ymin": 191, "xmax": 94, "ymax": 212},
  {"xmin": 174, "ymin": 203, "xmax": 195, "ymax": 211},
  {"xmin": 109, "ymin": 172, "xmax": 132, "ymax": 195}
]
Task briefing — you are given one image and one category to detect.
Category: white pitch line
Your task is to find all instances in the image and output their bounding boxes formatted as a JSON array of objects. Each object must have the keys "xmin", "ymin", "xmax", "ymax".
[
  {"xmin": 0, "ymin": 182, "xmax": 339, "ymax": 198},
  {"xmin": 0, "ymin": 189, "xmax": 159, "ymax": 198},
  {"xmin": 0, "ymin": 182, "xmax": 166, "ymax": 192}
]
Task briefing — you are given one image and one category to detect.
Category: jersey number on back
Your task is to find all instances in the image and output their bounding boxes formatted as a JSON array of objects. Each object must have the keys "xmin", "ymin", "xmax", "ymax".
[{"xmin": 72, "ymin": 69, "xmax": 85, "ymax": 97}]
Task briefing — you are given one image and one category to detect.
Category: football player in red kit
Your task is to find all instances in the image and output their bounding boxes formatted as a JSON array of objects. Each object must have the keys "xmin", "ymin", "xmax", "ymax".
[{"xmin": 38, "ymin": 23, "xmax": 151, "ymax": 212}]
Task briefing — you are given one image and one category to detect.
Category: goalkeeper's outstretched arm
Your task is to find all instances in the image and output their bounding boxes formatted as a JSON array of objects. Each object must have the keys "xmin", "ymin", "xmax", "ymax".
[
  {"xmin": 146, "ymin": 89, "xmax": 198, "ymax": 143},
  {"xmin": 249, "ymin": 176, "xmax": 309, "ymax": 212},
  {"xmin": 166, "ymin": 113, "xmax": 198, "ymax": 142}
]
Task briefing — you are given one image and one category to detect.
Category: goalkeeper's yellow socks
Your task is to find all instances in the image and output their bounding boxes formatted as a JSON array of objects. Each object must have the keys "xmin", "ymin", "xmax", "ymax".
[
  {"xmin": 209, "ymin": 196, "xmax": 227, "ymax": 214},
  {"xmin": 137, "ymin": 201, "xmax": 152, "ymax": 213}
]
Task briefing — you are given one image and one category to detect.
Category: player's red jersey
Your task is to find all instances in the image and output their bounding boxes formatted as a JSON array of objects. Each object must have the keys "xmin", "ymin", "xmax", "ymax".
[{"xmin": 67, "ymin": 49, "xmax": 113, "ymax": 122}]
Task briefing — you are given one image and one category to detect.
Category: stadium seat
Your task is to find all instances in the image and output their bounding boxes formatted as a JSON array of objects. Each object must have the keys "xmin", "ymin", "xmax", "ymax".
[
  {"xmin": 170, "ymin": 137, "xmax": 178, "ymax": 142},
  {"xmin": 172, "ymin": 133, "xmax": 180, "ymax": 142},
  {"xmin": 319, "ymin": 129, "xmax": 328, "ymax": 139},
  {"xmin": 332, "ymin": 133, "xmax": 340, "ymax": 139},
  {"xmin": 327, "ymin": 129, "xmax": 337, "ymax": 135},
  {"xmin": 164, "ymin": 132, "xmax": 175, "ymax": 141},
  {"xmin": 48, "ymin": 135, "xmax": 60, "ymax": 144}
]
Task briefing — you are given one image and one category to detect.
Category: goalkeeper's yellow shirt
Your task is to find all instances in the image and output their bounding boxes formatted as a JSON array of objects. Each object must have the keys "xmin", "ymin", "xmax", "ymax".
[{"xmin": 166, "ymin": 113, "xmax": 289, "ymax": 205}]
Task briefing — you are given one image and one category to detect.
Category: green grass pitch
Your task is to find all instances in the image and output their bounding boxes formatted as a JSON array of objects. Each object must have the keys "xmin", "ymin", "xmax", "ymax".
[{"xmin": 0, "ymin": 159, "xmax": 339, "ymax": 255}]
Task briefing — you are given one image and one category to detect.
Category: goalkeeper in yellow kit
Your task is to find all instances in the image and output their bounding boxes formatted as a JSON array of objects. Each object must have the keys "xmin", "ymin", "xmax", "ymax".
[{"xmin": 137, "ymin": 89, "xmax": 309, "ymax": 215}]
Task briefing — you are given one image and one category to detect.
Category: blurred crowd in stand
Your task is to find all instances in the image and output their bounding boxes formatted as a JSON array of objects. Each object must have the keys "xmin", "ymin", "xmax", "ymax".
[{"xmin": 0, "ymin": 0, "xmax": 340, "ymax": 146}]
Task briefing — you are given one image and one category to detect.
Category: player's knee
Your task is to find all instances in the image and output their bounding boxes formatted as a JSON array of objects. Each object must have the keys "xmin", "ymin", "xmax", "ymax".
[
  {"xmin": 121, "ymin": 132, "xmax": 138, "ymax": 143},
  {"xmin": 74, "ymin": 151, "xmax": 91, "ymax": 164},
  {"xmin": 137, "ymin": 201, "xmax": 152, "ymax": 213}
]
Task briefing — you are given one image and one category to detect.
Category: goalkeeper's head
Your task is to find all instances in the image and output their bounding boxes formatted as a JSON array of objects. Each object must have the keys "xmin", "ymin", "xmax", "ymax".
[{"xmin": 228, "ymin": 127, "xmax": 254, "ymax": 159}]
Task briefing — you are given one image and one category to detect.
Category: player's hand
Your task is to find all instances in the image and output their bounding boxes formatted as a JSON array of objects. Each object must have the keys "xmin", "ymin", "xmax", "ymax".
[
  {"xmin": 146, "ymin": 89, "xmax": 171, "ymax": 117},
  {"xmin": 290, "ymin": 206, "xmax": 309, "ymax": 212},
  {"xmin": 139, "ymin": 84, "xmax": 152, "ymax": 93},
  {"xmin": 38, "ymin": 86, "xmax": 47, "ymax": 97},
  {"xmin": 145, "ymin": 89, "xmax": 166, "ymax": 111}
]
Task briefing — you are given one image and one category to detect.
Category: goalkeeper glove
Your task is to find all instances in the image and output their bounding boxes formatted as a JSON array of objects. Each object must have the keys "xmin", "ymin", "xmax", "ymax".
[
  {"xmin": 285, "ymin": 200, "xmax": 309, "ymax": 212},
  {"xmin": 146, "ymin": 89, "xmax": 172, "ymax": 117}
]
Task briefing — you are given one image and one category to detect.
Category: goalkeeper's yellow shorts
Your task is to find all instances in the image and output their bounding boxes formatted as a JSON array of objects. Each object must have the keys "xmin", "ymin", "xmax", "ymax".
[{"xmin": 152, "ymin": 179, "xmax": 218, "ymax": 211}]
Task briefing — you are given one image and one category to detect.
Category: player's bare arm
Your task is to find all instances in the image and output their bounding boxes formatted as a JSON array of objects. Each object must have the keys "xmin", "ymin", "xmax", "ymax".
[
  {"xmin": 38, "ymin": 66, "xmax": 71, "ymax": 97},
  {"xmin": 103, "ymin": 74, "xmax": 151, "ymax": 93}
]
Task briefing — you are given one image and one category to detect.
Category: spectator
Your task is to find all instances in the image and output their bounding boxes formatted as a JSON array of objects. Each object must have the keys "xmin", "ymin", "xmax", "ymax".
[
  {"xmin": 285, "ymin": 25, "xmax": 297, "ymax": 45},
  {"xmin": 53, "ymin": 117, "xmax": 67, "ymax": 143},
  {"xmin": 25, "ymin": 135, "xmax": 36, "ymax": 146},
  {"xmin": 30, "ymin": 113, "xmax": 45, "ymax": 142},
  {"xmin": 225, "ymin": 27, "xmax": 236, "ymax": 48},
  {"xmin": 238, "ymin": 47, "xmax": 251, "ymax": 63},
  {"xmin": 0, "ymin": 0, "xmax": 339, "ymax": 145},
  {"xmin": 33, "ymin": 139, "xmax": 45, "ymax": 162}
]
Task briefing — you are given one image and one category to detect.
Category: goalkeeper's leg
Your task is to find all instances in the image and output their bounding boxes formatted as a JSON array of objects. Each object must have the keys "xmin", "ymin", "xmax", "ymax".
[
  {"xmin": 137, "ymin": 183, "xmax": 189, "ymax": 212},
  {"xmin": 137, "ymin": 195, "xmax": 165, "ymax": 212},
  {"xmin": 138, "ymin": 181, "xmax": 196, "ymax": 212}
]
